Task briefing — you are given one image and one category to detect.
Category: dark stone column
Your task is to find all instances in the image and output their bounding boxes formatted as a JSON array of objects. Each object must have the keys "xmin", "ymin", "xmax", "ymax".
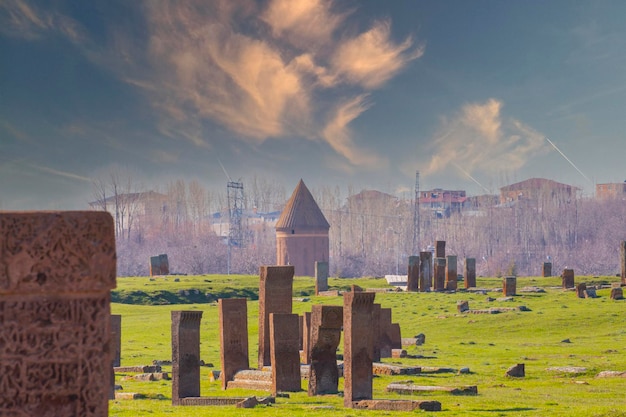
[
  {"xmin": 315, "ymin": 261, "xmax": 329, "ymax": 295},
  {"xmin": 435, "ymin": 240, "xmax": 446, "ymax": 258},
  {"xmin": 308, "ymin": 305, "xmax": 343, "ymax": 395},
  {"xmin": 343, "ymin": 291, "xmax": 376, "ymax": 408},
  {"xmin": 219, "ymin": 298, "xmax": 249, "ymax": 390},
  {"xmin": 0, "ymin": 211, "xmax": 116, "ymax": 417},
  {"xmin": 562, "ymin": 269, "xmax": 575, "ymax": 289},
  {"xmin": 372, "ymin": 304, "xmax": 381, "ymax": 362},
  {"xmin": 301, "ymin": 312, "xmax": 312, "ymax": 364},
  {"xmin": 542, "ymin": 262, "xmax": 552, "ymax": 277},
  {"xmin": 258, "ymin": 265, "xmax": 294, "ymax": 368},
  {"xmin": 407, "ymin": 256, "xmax": 419, "ymax": 292},
  {"xmin": 172, "ymin": 311, "xmax": 203, "ymax": 404},
  {"xmin": 503, "ymin": 276, "xmax": 516, "ymax": 296},
  {"xmin": 379, "ymin": 308, "xmax": 393, "ymax": 358},
  {"xmin": 270, "ymin": 313, "xmax": 301, "ymax": 393},
  {"xmin": 433, "ymin": 257, "xmax": 446, "ymax": 291},
  {"xmin": 445, "ymin": 255, "xmax": 457, "ymax": 290},
  {"xmin": 465, "ymin": 258, "xmax": 476, "ymax": 289},
  {"xmin": 620, "ymin": 240, "xmax": 626, "ymax": 285},
  {"xmin": 111, "ymin": 315, "xmax": 122, "ymax": 368},
  {"xmin": 419, "ymin": 251, "xmax": 432, "ymax": 291}
]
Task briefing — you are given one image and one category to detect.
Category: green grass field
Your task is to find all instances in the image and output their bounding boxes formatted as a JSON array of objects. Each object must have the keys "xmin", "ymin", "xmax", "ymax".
[{"xmin": 110, "ymin": 275, "xmax": 626, "ymax": 416}]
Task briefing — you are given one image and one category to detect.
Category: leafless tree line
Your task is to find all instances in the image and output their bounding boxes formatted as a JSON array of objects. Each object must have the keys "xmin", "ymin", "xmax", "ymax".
[{"xmin": 92, "ymin": 173, "xmax": 625, "ymax": 278}]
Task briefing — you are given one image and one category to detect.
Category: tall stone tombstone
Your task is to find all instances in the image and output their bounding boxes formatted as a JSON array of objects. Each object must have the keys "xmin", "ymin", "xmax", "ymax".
[
  {"xmin": 464, "ymin": 258, "xmax": 476, "ymax": 289},
  {"xmin": 171, "ymin": 311, "xmax": 202, "ymax": 405},
  {"xmin": 0, "ymin": 211, "xmax": 116, "ymax": 417},
  {"xmin": 315, "ymin": 261, "xmax": 329, "ymax": 295},
  {"xmin": 621, "ymin": 241, "xmax": 626, "ymax": 284},
  {"xmin": 419, "ymin": 251, "xmax": 432, "ymax": 291},
  {"xmin": 258, "ymin": 265, "xmax": 294, "ymax": 368},
  {"xmin": 111, "ymin": 314, "xmax": 122, "ymax": 367},
  {"xmin": 343, "ymin": 291, "xmax": 376, "ymax": 408},
  {"xmin": 158, "ymin": 253, "xmax": 170, "ymax": 274},
  {"xmin": 372, "ymin": 304, "xmax": 381, "ymax": 362},
  {"xmin": 407, "ymin": 256, "xmax": 419, "ymax": 292},
  {"xmin": 435, "ymin": 240, "xmax": 446, "ymax": 258},
  {"xmin": 301, "ymin": 312, "xmax": 312, "ymax": 364},
  {"xmin": 379, "ymin": 307, "xmax": 393, "ymax": 358},
  {"xmin": 149, "ymin": 255, "xmax": 160, "ymax": 276},
  {"xmin": 542, "ymin": 262, "xmax": 552, "ymax": 277},
  {"xmin": 219, "ymin": 298, "xmax": 249, "ymax": 390},
  {"xmin": 270, "ymin": 313, "xmax": 302, "ymax": 393},
  {"xmin": 433, "ymin": 257, "xmax": 447, "ymax": 291},
  {"xmin": 308, "ymin": 305, "xmax": 343, "ymax": 395},
  {"xmin": 562, "ymin": 269, "xmax": 575, "ymax": 289},
  {"xmin": 503, "ymin": 276, "xmax": 517, "ymax": 296},
  {"xmin": 445, "ymin": 255, "xmax": 458, "ymax": 290}
]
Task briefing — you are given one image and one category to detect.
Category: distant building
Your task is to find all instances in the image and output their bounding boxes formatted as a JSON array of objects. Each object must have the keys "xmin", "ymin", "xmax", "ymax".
[
  {"xmin": 596, "ymin": 181, "xmax": 626, "ymax": 200},
  {"xmin": 276, "ymin": 179, "xmax": 330, "ymax": 277},
  {"xmin": 499, "ymin": 178, "xmax": 577, "ymax": 206},
  {"xmin": 419, "ymin": 189, "xmax": 467, "ymax": 217}
]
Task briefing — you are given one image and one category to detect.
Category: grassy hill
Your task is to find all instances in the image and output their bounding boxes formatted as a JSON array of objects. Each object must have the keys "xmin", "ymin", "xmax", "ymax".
[{"xmin": 110, "ymin": 274, "xmax": 626, "ymax": 416}]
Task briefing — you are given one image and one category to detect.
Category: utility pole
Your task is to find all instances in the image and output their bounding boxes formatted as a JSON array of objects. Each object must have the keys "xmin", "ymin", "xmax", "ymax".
[
  {"xmin": 227, "ymin": 180, "xmax": 244, "ymax": 274},
  {"xmin": 413, "ymin": 171, "xmax": 420, "ymax": 254}
]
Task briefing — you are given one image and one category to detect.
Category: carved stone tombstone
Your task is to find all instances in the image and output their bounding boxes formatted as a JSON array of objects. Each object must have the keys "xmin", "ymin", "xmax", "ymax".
[
  {"xmin": 343, "ymin": 291, "xmax": 376, "ymax": 408},
  {"xmin": 435, "ymin": 240, "xmax": 446, "ymax": 258},
  {"xmin": 270, "ymin": 313, "xmax": 301, "ymax": 393},
  {"xmin": 503, "ymin": 276, "xmax": 517, "ymax": 296},
  {"xmin": 562, "ymin": 269, "xmax": 575, "ymax": 289},
  {"xmin": 219, "ymin": 298, "xmax": 249, "ymax": 390},
  {"xmin": 171, "ymin": 311, "xmax": 202, "ymax": 405},
  {"xmin": 308, "ymin": 305, "xmax": 343, "ymax": 395},
  {"xmin": 315, "ymin": 261, "xmax": 329, "ymax": 295},
  {"xmin": 419, "ymin": 251, "xmax": 432, "ymax": 291},
  {"xmin": 619, "ymin": 240, "xmax": 626, "ymax": 284},
  {"xmin": 542, "ymin": 262, "xmax": 552, "ymax": 277},
  {"xmin": 258, "ymin": 265, "xmax": 294, "ymax": 368},
  {"xmin": 576, "ymin": 283, "xmax": 587, "ymax": 299},
  {"xmin": 372, "ymin": 304, "xmax": 381, "ymax": 362},
  {"xmin": 0, "ymin": 211, "xmax": 116, "ymax": 417},
  {"xmin": 407, "ymin": 256, "xmax": 419, "ymax": 292},
  {"xmin": 465, "ymin": 258, "xmax": 476, "ymax": 289},
  {"xmin": 379, "ymin": 308, "xmax": 394, "ymax": 358},
  {"xmin": 446, "ymin": 255, "xmax": 458, "ymax": 290},
  {"xmin": 149, "ymin": 253, "xmax": 170, "ymax": 276},
  {"xmin": 111, "ymin": 314, "xmax": 122, "ymax": 367},
  {"xmin": 433, "ymin": 257, "xmax": 446, "ymax": 291}
]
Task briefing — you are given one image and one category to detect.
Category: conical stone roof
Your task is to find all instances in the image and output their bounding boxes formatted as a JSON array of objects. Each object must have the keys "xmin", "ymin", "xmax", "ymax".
[{"xmin": 276, "ymin": 179, "xmax": 330, "ymax": 231}]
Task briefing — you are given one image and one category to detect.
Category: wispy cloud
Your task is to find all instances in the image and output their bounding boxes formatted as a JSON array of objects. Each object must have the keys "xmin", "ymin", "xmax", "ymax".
[
  {"xmin": 29, "ymin": 164, "xmax": 92, "ymax": 183},
  {"xmin": 424, "ymin": 99, "xmax": 547, "ymax": 178}
]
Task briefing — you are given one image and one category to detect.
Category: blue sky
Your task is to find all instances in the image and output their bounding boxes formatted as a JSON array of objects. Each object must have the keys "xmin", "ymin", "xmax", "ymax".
[{"xmin": 1, "ymin": 0, "xmax": 625, "ymax": 210}]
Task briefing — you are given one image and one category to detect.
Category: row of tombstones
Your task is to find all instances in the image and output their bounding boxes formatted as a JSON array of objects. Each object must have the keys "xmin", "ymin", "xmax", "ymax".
[{"xmin": 170, "ymin": 265, "xmax": 438, "ymax": 410}]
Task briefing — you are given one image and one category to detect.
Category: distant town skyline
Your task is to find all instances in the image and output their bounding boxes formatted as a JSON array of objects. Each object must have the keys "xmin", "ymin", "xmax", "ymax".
[{"xmin": 2, "ymin": 0, "xmax": 625, "ymax": 210}]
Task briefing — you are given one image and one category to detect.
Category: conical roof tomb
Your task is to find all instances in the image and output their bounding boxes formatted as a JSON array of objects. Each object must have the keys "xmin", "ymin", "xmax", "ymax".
[
  {"xmin": 276, "ymin": 179, "xmax": 329, "ymax": 277},
  {"xmin": 276, "ymin": 179, "xmax": 330, "ymax": 231}
]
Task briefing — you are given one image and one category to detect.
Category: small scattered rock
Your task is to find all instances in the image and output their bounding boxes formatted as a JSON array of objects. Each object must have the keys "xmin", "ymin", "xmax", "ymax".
[
  {"xmin": 546, "ymin": 367, "xmax": 587, "ymax": 374},
  {"xmin": 505, "ymin": 363, "xmax": 525, "ymax": 378},
  {"xmin": 236, "ymin": 397, "xmax": 259, "ymax": 408},
  {"xmin": 595, "ymin": 371, "xmax": 626, "ymax": 378},
  {"xmin": 561, "ymin": 338, "xmax": 572, "ymax": 344},
  {"xmin": 458, "ymin": 367, "xmax": 471, "ymax": 374}
]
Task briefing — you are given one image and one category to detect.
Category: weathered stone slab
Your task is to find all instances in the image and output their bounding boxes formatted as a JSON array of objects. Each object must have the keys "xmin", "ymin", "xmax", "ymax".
[
  {"xmin": 387, "ymin": 383, "xmax": 478, "ymax": 395},
  {"xmin": 433, "ymin": 257, "xmax": 446, "ymax": 291},
  {"xmin": 121, "ymin": 372, "xmax": 170, "ymax": 381},
  {"xmin": 610, "ymin": 287, "xmax": 624, "ymax": 300},
  {"xmin": 372, "ymin": 304, "xmax": 381, "ymax": 362},
  {"xmin": 596, "ymin": 371, "xmax": 626, "ymax": 378},
  {"xmin": 301, "ymin": 312, "xmax": 312, "ymax": 364},
  {"xmin": 407, "ymin": 256, "xmax": 419, "ymax": 292},
  {"xmin": 546, "ymin": 366, "xmax": 587, "ymax": 374},
  {"xmin": 308, "ymin": 305, "xmax": 343, "ymax": 395},
  {"xmin": 219, "ymin": 298, "xmax": 249, "ymax": 390},
  {"xmin": 0, "ymin": 211, "xmax": 116, "ymax": 417},
  {"xmin": 115, "ymin": 392, "xmax": 146, "ymax": 400},
  {"xmin": 149, "ymin": 254, "xmax": 169, "ymax": 276},
  {"xmin": 227, "ymin": 370, "xmax": 272, "ymax": 391},
  {"xmin": 465, "ymin": 258, "xmax": 476, "ymax": 289},
  {"xmin": 114, "ymin": 365, "xmax": 162, "ymax": 373},
  {"xmin": 351, "ymin": 399, "xmax": 442, "ymax": 412},
  {"xmin": 343, "ymin": 291, "xmax": 376, "ymax": 407},
  {"xmin": 171, "ymin": 311, "xmax": 202, "ymax": 405},
  {"xmin": 446, "ymin": 255, "xmax": 458, "ymax": 290},
  {"xmin": 503, "ymin": 276, "xmax": 516, "ymax": 296},
  {"xmin": 457, "ymin": 300, "xmax": 470, "ymax": 313},
  {"xmin": 379, "ymin": 308, "xmax": 393, "ymax": 357},
  {"xmin": 576, "ymin": 283, "xmax": 587, "ymax": 298},
  {"xmin": 419, "ymin": 366, "xmax": 457, "ymax": 374},
  {"xmin": 258, "ymin": 266, "xmax": 294, "ymax": 368},
  {"xmin": 391, "ymin": 349, "xmax": 408, "ymax": 358},
  {"xmin": 562, "ymin": 269, "xmax": 575, "ymax": 289},
  {"xmin": 270, "ymin": 313, "xmax": 301, "ymax": 393},
  {"xmin": 372, "ymin": 363, "xmax": 421, "ymax": 376},
  {"xmin": 111, "ymin": 315, "xmax": 122, "ymax": 368},
  {"xmin": 315, "ymin": 261, "xmax": 329, "ymax": 294},
  {"xmin": 505, "ymin": 363, "xmax": 525, "ymax": 377}
]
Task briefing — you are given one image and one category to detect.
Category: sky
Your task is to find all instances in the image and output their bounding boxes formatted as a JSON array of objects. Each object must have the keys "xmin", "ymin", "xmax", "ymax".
[{"xmin": 2, "ymin": 0, "xmax": 626, "ymax": 210}]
